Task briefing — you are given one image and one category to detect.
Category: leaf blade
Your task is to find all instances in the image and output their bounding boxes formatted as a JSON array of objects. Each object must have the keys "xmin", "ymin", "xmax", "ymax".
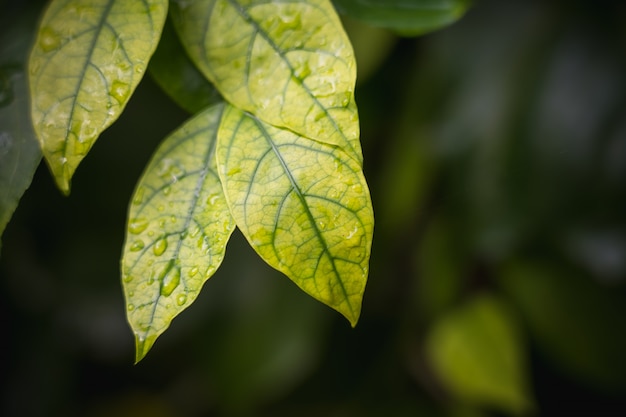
[
  {"xmin": 0, "ymin": 9, "xmax": 43, "ymax": 248},
  {"xmin": 29, "ymin": 0, "xmax": 168, "ymax": 193},
  {"xmin": 148, "ymin": 16, "xmax": 222, "ymax": 114},
  {"xmin": 216, "ymin": 104, "xmax": 373, "ymax": 325},
  {"xmin": 171, "ymin": 0, "xmax": 362, "ymax": 161},
  {"xmin": 122, "ymin": 103, "xmax": 236, "ymax": 362},
  {"xmin": 332, "ymin": 0, "xmax": 471, "ymax": 36}
]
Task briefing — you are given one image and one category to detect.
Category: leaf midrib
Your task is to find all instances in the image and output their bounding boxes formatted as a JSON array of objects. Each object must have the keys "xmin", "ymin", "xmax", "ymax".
[
  {"xmin": 251, "ymin": 115, "xmax": 355, "ymax": 318},
  {"xmin": 223, "ymin": 0, "xmax": 359, "ymax": 160}
]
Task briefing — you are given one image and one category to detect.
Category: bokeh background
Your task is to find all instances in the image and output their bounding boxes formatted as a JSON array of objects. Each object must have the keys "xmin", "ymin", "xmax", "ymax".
[{"xmin": 2, "ymin": 0, "xmax": 626, "ymax": 416}]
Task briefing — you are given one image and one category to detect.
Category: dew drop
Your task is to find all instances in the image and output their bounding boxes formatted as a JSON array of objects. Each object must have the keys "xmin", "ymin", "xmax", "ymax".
[
  {"xmin": 123, "ymin": 274, "xmax": 133, "ymax": 283},
  {"xmin": 160, "ymin": 262, "xmax": 181, "ymax": 296},
  {"xmin": 207, "ymin": 194, "xmax": 219, "ymax": 206},
  {"xmin": 110, "ymin": 80, "xmax": 130, "ymax": 104},
  {"xmin": 129, "ymin": 239, "xmax": 145, "ymax": 251},
  {"xmin": 127, "ymin": 304, "xmax": 135, "ymax": 311},
  {"xmin": 204, "ymin": 265, "xmax": 216, "ymax": 278},
  {"xmin": 188, "ymin": 266, "xmax": 199, "ymax": 277},
  {"xmin": 189, "ymin": 226, "xmax": 201, "ymax": 238},
  {"xmin": 38, "ymin": 27, "xmax": 62, "ymax": 52},
  {"xmin": 176, "ymin": 294, "xmax": 187, "ymax": 306},
  {"xmin": 153, "ymin": 237, "xmax": 168, "ymax": 256},
  {"xmin": 163, "ymin": 186, "xmax": 171, "ymax": 195},
  {"xmin": 128, "ymin": 218, "xmax": 149, "ymax": 234},
  {"xmin": 132, "ymin": 187, "xmax": 145, "ymax": 205}
]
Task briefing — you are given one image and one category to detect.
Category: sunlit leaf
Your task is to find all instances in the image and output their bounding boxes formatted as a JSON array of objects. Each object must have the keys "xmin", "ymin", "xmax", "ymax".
[
  {"xmin": 0, "ymin": 10, "xmax": 42, "ymax": 249},
  {"xmin": 171, "ymin": 0, "xmax": 362, "ymax": 162},
  {"xmin": 122, "ymin": 104, "xmax": 235, "ymax": 362},
  {"xmin": 148, "ymin": 16, "xmax": 222, "ymax": 114},
  {"xmin": 216, "ymin": 104, "xmax": 373, "ymax": 325},
  {"xmin": 29, "ymin": 0, "xmax": 168, "ymax": 194},
  {"xmin": 332, "ymin": 0, "xmax": 471, "ymax": 36},
  {"xmin": 425, "ymin": 294, "xmax": 533, "ymax": 414}
]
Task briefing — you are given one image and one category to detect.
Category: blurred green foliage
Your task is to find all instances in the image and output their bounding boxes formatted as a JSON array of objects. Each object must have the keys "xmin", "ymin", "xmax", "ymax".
[{"xmin": 2, "ymin": 0, "xmax": 626, "ymax": 416}]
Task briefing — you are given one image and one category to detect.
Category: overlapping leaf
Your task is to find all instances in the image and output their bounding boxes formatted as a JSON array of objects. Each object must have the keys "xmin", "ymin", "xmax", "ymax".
[
  {"xmin": 122, "ymin": 104, "xmax": 235, "ymax": 362},
  {"xmin": 216, "ymin": 104, "xmax": 373, "ymax": 325},
  {"xmin": 148, "ymin": 17, "xmax": 222, "ymax": 114},
  {"xmin": 0, "ymin": 10, "xmax": 42, "ymax": 249},
  {"xmin": 171, "ymin": 0, "xmax": 362, "ymax": 162},
  {"xmin": 29, "ymin": 0, "xmax": 168, "ymax": 193},
  {"xmin": 332, "ymin": 0, "xmax": 471, "ymax": 36}
]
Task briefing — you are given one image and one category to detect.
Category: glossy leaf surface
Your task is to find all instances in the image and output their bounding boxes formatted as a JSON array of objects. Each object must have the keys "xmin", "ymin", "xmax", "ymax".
[
  {"xmin": 0, "ymin": 11, "xmax": 42, "ymax": 248},
  {"xmin": 122, "ymin": 104, "xmax": 235, "ymax": 362},
  {"xmin": 171, "ymin": 0, "xmax": 362, "ymax": 162},
  {"xmin": 29, "ymin": 0, "xmax": 167, "ymax": 193},
  {"xmin": 332, "ymin": 0, "xmax": 471, "ymax": 36},
  {"xmin": 148, "ymin": 17, "xmax": 222, "ymax": 114},
  {"xmin": 216, "ymin": 104, "xmax": 373, "ymax": 326}
]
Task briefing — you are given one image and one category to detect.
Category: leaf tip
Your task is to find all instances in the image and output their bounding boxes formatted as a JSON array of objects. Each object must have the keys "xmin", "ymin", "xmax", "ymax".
[{"xmin": 134, "ymin": 332, "xmax": 157, "ymax": 364}]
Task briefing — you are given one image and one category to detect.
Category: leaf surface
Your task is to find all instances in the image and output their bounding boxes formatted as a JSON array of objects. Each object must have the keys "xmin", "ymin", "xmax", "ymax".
[
  {"xmin": 332, "ymin": 0, "xmax": 471, "ymax": 36},
  {"xmin": 122, "ymin": 104, "xmax": 235, "ymax": 362},
  {"xmin": 148, "ymin": 16, "xmax": 222, "ymax": 114},
  {"xmin": 216, "ymin": 104, "xmax": 373, "ymax": 325},
  {"xmin": 0, "ymin": 9, "xmax": 42, "ymax": 249},
  {"xmin": 29, "ymin": 0, "xmax": 168, "ymax": 193},
  {"xmin": 171, "ymin": 0, "xmax": 361, "ymax": 162},
  {"xmin": 425, "ymin": 294, "xmax": 533, "ymax": 414}
]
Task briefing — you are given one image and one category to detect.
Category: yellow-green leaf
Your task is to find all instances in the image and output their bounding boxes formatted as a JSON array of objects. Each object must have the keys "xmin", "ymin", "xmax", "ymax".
[
  {"xmin": 216, "ymin": 104, "xmax": 373, "ymax": 326},
  {"xmin": 171, "ymin": 0, "xmax": 362, "ymax": 162},
  {"xmin": 425, "ymin": 294, "xmax": 534, "ymax": 415},
  {"xmin": 29, "ymin": 0, "xmax": 168, "ymax": 194},
  {"xmin": 122, "ymin": 104, "xmax": 235, "ymax": 362}
]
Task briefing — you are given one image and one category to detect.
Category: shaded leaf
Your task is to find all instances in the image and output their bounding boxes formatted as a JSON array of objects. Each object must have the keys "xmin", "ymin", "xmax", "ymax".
[
  {"xmin": 122, "ymin": 104, "xmax": 235, "ymax": 362},
  {"xmin": 499, "ymin": 260, "xmax": 626, "ymax": 392},
  {"xmin": 216, "ymin": 104, "xmax": 373, "ymax": 326},
  {"xmin": 0, "ymin": 9, "xmax": 42, "ymax": 249},
  {"xmin": 29, "ymin": 0, "xmax": 168, "ymax": 194},
  {"xmin": 148, "ymin": 16, "xmax": 222, "ymax": 114},
  {"xmin": 425, "ymin": 294, "xmax": 533, "ymax": 414},
  {"xmin": 332, "ymin": 0, "xmax": 471, "ymax": 36},
  {"xmin": 171, "ymin": 0, "xmax": 362, "ymax": 161}
]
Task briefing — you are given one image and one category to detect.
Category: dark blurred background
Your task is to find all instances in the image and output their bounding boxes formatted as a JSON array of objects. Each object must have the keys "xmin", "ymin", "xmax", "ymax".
[{"xmin": 2, "ymin": 0, "xmax": 626, "ymax": 416}]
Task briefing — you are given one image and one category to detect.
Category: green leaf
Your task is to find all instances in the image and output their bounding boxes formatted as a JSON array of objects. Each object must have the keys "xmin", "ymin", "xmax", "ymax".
[
  {"xmin": 148, "ymin": 16, "xmax": 222, "ymax": 114},
  {"xmin": 122, "ymin": 103, "xmax": 235, "ymax": 362},
  {"xmin": 499, "ymin": 260, "xmax": 626, "ymax": 392},
  {"xmin": 424, "ymin": 294, "xmax": 533, "ymax": 415},
  {"xmin": 0, "ymin": 9, "xmax": 42, "ymax": 249},
  {"xmin": 332, "ymin": 0, "xmax": 471, "ymax": 36},
  {"xmin": 29, "ymin": 0, "xmax": 168, "ymax": 194},
  {"xmin": 216, "ymin": 104, "xmax": 373, "ymax": 326},
  {"xmin": 171, "ymin": 0, "xmax": 362, "ymax": 162}
]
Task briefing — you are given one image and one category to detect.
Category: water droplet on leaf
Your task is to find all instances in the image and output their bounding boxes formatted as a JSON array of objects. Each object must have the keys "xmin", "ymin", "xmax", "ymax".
[
  {"xmin": 160, "ymin": 262, "xmax": 181, "ymax": 297},
  {"xmin": 38, "ymin": 27, "xmax": 62, "ymax": 52},
  {"xmin": 130, "ymin": 240, "xmax": 145, "ymax": 251},
  {"xmin": 176, "ymin": 294, "xmax": 187, "ymax": 306},
  {"xmin": 153, "ymin": 237, "xmax": 168, "ymax": 256},
  {"xmin": 129, "ymin": 218, "xmax": 149, "ymax": 234}
]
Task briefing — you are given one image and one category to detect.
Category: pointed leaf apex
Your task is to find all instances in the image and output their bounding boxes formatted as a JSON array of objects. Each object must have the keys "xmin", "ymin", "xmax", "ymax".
[{"xmin": 134, "ymin": 332, "xmax": 156, "ymax": 364}]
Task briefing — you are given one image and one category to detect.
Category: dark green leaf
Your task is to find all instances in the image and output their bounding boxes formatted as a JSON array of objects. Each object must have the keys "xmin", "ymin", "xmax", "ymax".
[
  {"xmin": 148, "ymin": 16, "xmax": 222, "ymax": 113},
  {"xmin": 332, "ymin": 0, "xmax": 471, "ymax": 36},
  {"xmin": 0, "ymin": 8, "xmax": 42, "ymax": 249}
]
